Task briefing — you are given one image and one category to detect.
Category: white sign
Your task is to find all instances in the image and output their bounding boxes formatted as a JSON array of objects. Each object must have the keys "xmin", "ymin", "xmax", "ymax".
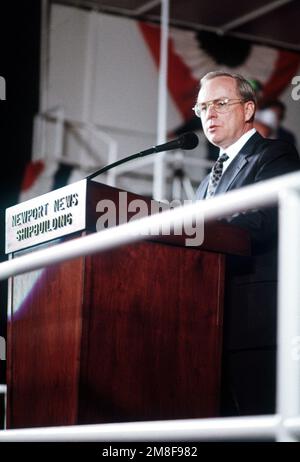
[{"xmin": 5, "ymin": 180, "xmax": 87, "ymax": 254}]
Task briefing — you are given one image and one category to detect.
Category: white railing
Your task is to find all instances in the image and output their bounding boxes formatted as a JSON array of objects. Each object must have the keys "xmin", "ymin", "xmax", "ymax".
[
  {"xmin": 0, "ymin": 416, "xmax": 282, "ymax": 442},
  {"xmin": 0, "ymin": 385, "xmax": 6, "ymax": 395},
  {"xmin": 32, "ymin": 106, "xmax": 65, "ymax": 162},
  {"xmin": 33, "ymin": 109, "xmax": 119, "ymax": 173},
  {"xmin": 0, "ymin": 385, "xmax": 7, "ymax": 430},
  {"xmin": 0, "ymin": 170, "xmax": 300, "ymax": 441},
  {"xmin": 1, "ymin": 171, "xmax": 299, "ymax": 279}
]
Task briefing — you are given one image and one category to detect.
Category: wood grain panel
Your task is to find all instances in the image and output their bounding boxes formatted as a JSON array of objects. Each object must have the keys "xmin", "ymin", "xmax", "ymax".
[
  {"xmin": 6, "ymin": 182, "xmax": 250, "ymax": 428},
  {"xmin": 78, "ymin": 241, "xmax": 225, "ymax": 423},
  {"xmin": 7, "ymin": 257, "xmax": 84, "ymax": 428}
]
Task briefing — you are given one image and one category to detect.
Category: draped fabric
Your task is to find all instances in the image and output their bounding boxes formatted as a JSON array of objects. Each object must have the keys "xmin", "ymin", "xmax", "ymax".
[{"xmin": 139, "ymin": 22, "xmax": 300, "ymax": 121}]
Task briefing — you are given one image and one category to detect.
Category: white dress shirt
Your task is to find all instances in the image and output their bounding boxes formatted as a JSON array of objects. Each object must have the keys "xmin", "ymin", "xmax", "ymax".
[{"xmin": 218, "ymin": 128, "xmax": 256, "ymax": 174}]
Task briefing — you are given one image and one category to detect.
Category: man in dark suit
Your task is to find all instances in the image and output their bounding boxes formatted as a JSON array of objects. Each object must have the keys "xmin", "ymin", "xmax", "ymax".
[
  {"xmin": 195, "ymin": 72, "xmax": 299, "ymax": 238},
  {"xmin": 194, "ymin": 71, "xmax": 300, "ymax": 416}
]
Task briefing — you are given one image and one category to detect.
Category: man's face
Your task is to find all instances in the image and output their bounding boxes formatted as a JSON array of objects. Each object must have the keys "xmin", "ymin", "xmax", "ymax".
[{"xmin": 197, "ymin": 76, "xmax": 254, "ymax": 149}]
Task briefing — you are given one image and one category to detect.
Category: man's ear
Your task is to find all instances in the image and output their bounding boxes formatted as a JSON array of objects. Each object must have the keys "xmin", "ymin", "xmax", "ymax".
[{"xmin": 244, "ymin": 101, "xmax": 255, "ymax": 122}]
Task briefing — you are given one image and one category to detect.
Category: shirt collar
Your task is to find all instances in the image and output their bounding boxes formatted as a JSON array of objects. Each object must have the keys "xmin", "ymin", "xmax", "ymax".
[{"xmin": 219, "ymin": 128, "xmax": 256, "ymax": 160}]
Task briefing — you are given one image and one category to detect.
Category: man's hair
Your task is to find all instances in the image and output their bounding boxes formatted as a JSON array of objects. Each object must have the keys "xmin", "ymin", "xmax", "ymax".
[{"xmin": 200, "ymin": 71, "xmax": 257, "ymax": 117}]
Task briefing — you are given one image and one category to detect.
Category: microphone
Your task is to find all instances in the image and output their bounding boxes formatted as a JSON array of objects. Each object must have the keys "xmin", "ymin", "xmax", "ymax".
[
  {"xmin": 152, "ymin": 132, "xmax": 199, "ymax": 153},
  {"xmin": 87, "ymin": 132, "xmax": 199, "ymax": 180}
]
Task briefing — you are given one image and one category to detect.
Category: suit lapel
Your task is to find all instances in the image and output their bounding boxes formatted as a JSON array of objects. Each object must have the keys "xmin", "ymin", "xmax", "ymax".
[
  {"xmin": 195, "ymin": 132, "xmax": 264, "ymax": 199},
  {"xmin": 215, "ymin": 131, "xmax": 262, "ymax": 195},
  {"xmin": 195, "ymin": 175, "xmax": 209, "ymax": 200},
  {"xmin": 215, "ymin": 155, "xmax": 248, "ymax": 194}
]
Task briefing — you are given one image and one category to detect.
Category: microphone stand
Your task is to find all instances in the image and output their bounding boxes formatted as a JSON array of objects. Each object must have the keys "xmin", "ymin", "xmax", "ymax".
[
  {"xmin": 86, "ymin": 146, "xmax": 158, "ymax": 181},
  {"xmin": 86, "ymin": 133, "xmax": 198, "ymax": 181},
  {"xmin": 171, "ymin": 151, "xmax": 195, "ymax": 200}
]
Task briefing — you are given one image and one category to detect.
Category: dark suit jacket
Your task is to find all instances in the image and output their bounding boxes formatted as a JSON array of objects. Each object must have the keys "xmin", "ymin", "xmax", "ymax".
[
  {"xmin": 195, "ymin": 131, "xmax": 300, "ymax": 415},
  {"xmin": 195, "ymin": 131, "xmax": 300, "ymax": 247}
]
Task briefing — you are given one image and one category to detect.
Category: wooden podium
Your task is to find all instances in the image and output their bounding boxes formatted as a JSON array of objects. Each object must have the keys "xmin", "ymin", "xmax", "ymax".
[{"xmin": 6, "ymin": 181, "xmax": 250, "ymax": 428}]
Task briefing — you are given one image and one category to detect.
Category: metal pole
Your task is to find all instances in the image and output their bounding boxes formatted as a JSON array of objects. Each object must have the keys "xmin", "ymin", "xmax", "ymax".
[
  {"xmin": 153, "ymin": 0, "xmax": 169, "ymax": 200},
  {"xmin": 40, "ymin": 0, "xmax": 50, "ymax": 113},
  {"xmin": 38, "ymin": 0, "xmax": 50, "ymax": 161},
  {"xmin": 277, "ymin": 188, "xmax": 300, "ymax": 441}
]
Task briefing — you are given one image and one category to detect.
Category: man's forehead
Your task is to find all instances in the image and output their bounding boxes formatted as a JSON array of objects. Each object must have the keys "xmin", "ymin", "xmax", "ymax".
[{"xmin": 198, "ymin": 76, "xmax": 238, "ymax": 101}]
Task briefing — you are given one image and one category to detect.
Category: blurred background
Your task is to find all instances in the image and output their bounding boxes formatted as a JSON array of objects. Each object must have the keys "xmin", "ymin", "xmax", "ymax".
[{"xmin": 1, "ymin": 0, "xmax": 300, "ymax": 427}]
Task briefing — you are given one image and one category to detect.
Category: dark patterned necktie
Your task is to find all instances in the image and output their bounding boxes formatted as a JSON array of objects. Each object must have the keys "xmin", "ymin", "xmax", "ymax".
[{"xmin": 206, "ymin": 153, "xmax": 229, "ymax": 198}]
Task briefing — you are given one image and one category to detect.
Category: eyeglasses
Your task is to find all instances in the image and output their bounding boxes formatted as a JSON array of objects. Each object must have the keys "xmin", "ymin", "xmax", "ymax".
[{"xmin": 193, "ymin": 98, "xmax": 245, "ymax": 117}]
